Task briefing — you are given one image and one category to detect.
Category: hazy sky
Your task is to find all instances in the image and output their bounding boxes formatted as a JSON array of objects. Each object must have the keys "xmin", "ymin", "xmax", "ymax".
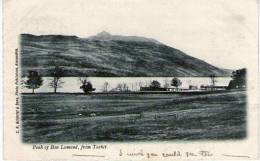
[{"xmin": 8, "ymin": 0, "xmax": 258, "ymax": 69}]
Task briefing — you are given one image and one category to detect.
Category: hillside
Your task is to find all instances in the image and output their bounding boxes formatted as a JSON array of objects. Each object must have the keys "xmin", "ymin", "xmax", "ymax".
[{"xmin": 20, "ymin": 32, "xmax": 231, "ymax": 77}]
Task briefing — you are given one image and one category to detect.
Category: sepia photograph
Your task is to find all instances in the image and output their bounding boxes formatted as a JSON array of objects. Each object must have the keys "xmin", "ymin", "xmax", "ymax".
[
  {"xmin": 20, "ymin": 31, "xmax": 247, "ymax": 143},
  {"xmin": 3, "ymin": 0, "xmax": 259, "ymax": 160}
]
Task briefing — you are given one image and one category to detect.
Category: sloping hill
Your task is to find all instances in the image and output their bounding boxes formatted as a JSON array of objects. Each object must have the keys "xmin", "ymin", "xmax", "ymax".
[{"xmin": 20, "ymin": 32, "xmax": 231, "ymax": 77}]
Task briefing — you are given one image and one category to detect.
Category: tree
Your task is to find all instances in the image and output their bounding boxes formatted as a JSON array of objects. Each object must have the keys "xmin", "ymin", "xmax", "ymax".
[
  {"xmin": 227, "ymin": 68, "xmax": 246, "ymax": 89},
  {"xmin": 116, "ymin": 83, "xmax": 128, "ymax": 92},
  {"xmin": 149, "ymin": 80, "xmax": 161, "ymax": 89},
  {"xmin": 232, "ymin": 68, "xmax": 246, "ymax": 87},
  {"xmin": 79, "ymin": 76, "xmax": 95, "ymax": 94},
  {"xmin": 138, "ymin": 81, "xmax": 143, "ymax": 90},
  {"xmin": 227, "ymin": 80, "xmax": 236, "ymax": 89},
  {"xmin": 122, "ymin": 83, "xmax": 129, "ymax": 91},
  {"xmin": 49, "ymin": 66, "xmax": 64, "ymax": 93},
  {"xmin": 171, "ymin": 77, "xmax": 182, "ymax": 90},
  {"xmin": 209, "ymin": 74, "xmax": 217, "ymax": 90},
  {"xmin": 102, "ymin": 81, "xmax": 109, "ymax": 92},
  {"xmin": 163, "ymin": 78, "xmax": 170, "ymax": 88},
  {"xmin": 24, "ymin": 71, "xmax": 43, "ymax": 94},
  {"xmin": 80, "ymin": 80, "xmax": 94, "ymax": 94},
  {"xmin": 116, "ymin": 83, "xmax": 123, "ymax": 91}
]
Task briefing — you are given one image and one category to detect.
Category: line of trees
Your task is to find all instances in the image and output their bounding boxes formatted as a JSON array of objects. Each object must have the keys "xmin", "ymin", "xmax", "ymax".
[
  {"xmin": 146, "ymin": 77, "xmax": 182, "ymax": 90},
  {"xmin": 25, "ymin": 69, "xmax": 245, "ymax": 93},
  {"xmin": 24, "ymin": 70, "xmax": 184, "ymax": 93},
  {"xmin": 23, "ymin": 66, "xmax": 94, "ymax": 94}
]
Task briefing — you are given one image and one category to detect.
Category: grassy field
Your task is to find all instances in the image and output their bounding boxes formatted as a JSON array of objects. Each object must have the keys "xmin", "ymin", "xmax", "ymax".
[{"xmin": 21, "ymin": 90, "xmax": 246, "ymax": 143}]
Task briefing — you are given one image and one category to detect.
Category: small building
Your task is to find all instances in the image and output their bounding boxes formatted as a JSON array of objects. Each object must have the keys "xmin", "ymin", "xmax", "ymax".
[
  {"xmin": 140, "ymin": 87, "xmax": 168, "ymax": 91},
  {"xmin": 189, "ymin": 85, "xmax": 198, "ymax": 90},
  {"xmin": 200, "ymin": 85, "xmax": 227, "ymax": 90}
]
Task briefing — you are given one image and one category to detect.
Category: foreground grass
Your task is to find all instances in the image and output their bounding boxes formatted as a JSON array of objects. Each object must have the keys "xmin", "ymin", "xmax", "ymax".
[{"xmin": 21, "ymin": 90, "xmax": 246, "ymax": 143}]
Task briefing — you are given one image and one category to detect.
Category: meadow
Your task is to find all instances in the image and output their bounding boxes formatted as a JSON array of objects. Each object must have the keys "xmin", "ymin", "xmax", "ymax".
[{"xmin": 21, "ymin": 90, "xmax": 246, "ymax": 143}]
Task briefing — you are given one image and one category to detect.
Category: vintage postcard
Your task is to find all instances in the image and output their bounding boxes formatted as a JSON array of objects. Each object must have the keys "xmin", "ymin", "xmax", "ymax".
[{"xmin": 3, "ymin": 0, "xmax": 259, "ymax": 160}]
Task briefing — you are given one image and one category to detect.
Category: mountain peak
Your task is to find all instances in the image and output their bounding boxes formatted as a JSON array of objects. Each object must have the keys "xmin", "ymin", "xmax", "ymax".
[
  {"xmin": 88, "ymin": 31, "xmax": 162, "ymax": 44},
  {"xmin": 96, "ymin": 31, "xmax": 112, "ymax": 37}
]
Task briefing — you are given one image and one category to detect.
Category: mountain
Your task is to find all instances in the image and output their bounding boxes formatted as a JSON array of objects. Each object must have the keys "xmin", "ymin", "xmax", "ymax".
[
  {"xmin": 20, "ymin": 32, "xmax": 231, "ymax": 77},
  {"xmin": 88, "ymin": 31, "xmax": 161, "ymax": 44}
]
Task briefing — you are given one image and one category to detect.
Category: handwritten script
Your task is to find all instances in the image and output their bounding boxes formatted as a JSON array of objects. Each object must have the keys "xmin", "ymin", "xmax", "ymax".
[
  {"xmin": 31, "ymin": 144, "xmax": 250, "ymax": 159},
  {"xmin": 119, "ymin": 149, "xmax": 213, "ymax": 159}
]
